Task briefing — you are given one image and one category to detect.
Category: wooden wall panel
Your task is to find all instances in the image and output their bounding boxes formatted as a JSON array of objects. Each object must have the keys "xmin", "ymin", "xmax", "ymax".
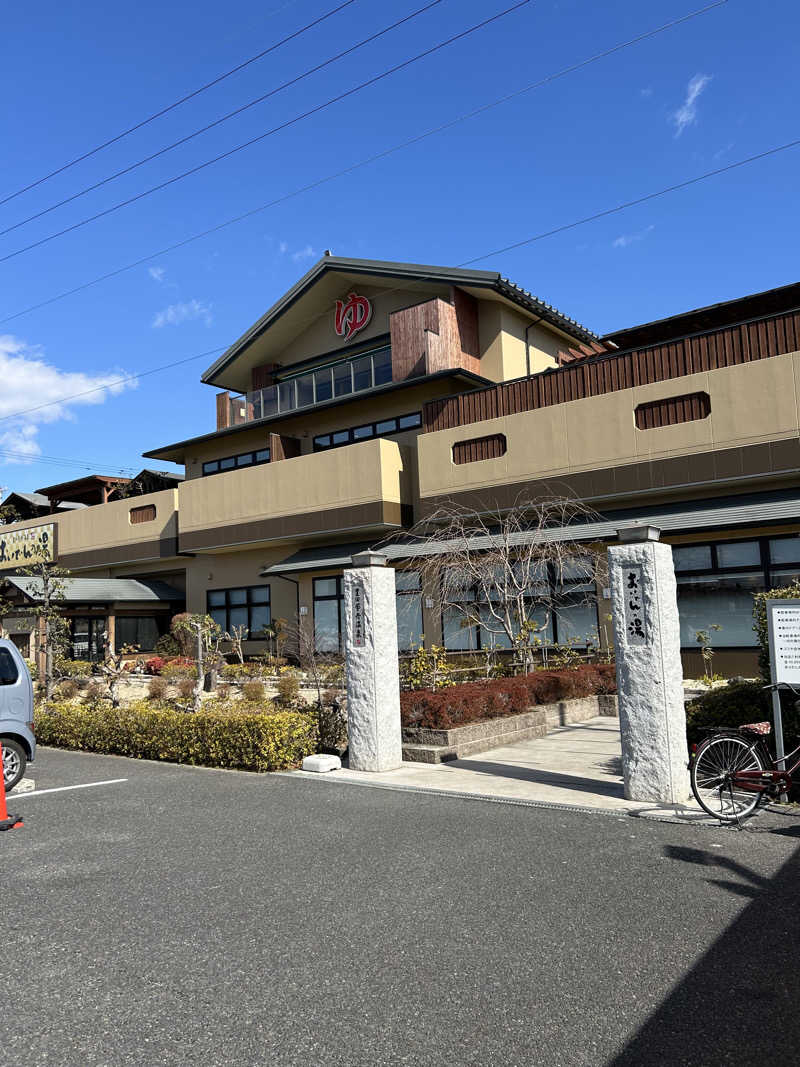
[
  {"xmin": 423, "ymin": 308, "xmax": 800, "ymax": 433},
  {"xmin": 634, "ymin": 391, "xmax": 710, "ymax": 431},
  {"xmin": 452, "ymin": 433, "xmax": 507, "ymax": 464}
]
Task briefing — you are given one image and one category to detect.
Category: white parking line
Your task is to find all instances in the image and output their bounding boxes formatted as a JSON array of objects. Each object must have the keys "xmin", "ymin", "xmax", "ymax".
[{"xmin": 11, "ymin": 778, "xmax": 128, "ymax": 799}]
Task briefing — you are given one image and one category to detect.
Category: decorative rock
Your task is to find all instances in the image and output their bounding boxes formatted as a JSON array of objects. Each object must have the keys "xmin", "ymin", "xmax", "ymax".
[
  {"xmin": 608, "ymin": 538, "xmax": 691, "ymax": 804},
  {"xmin": 302, "ymin": 754, "xmax": 342, "ymax": 773},
  {"xmin": 343, "ymin": 555, "xmax": 403, "ymax": 772}
]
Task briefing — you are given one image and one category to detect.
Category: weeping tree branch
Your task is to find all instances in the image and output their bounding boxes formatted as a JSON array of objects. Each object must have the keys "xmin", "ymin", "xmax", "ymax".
[{"xmin": 398, "ymin": 495, "xmax": 601, "ymax": 675}]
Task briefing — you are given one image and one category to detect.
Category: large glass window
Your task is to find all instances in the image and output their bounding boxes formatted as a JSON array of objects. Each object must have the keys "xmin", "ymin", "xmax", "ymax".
[
  {"xmin": 313, "ymin": 577, "xmax": 344, "ymax": 653},
  {"xmin": 116, "ymin": 616, "xmax": 161, "ymax": 652},
  {"xmin": 207, "ymin": 586, "xmax": 271, "ymax": 638},
  {"xmin": 203, "ymin": 448, "xmax": 270, "ymax": 476},
  {"xmin": 441, "ymin": 561, "xmax": 585, "ymax": 653},
  {"xmin": 395, "ymin": 570, "xmax": 423, "ymax": 651},
  {"xmin": 313, "ymin": 412, "xmax": 421, "ymax": 452}
]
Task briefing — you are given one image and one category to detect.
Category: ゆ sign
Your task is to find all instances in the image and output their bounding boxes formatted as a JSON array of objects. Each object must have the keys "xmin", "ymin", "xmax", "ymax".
[{"xmin": 334, "ymin": 292, "xmax": 372, "ymax": 342}]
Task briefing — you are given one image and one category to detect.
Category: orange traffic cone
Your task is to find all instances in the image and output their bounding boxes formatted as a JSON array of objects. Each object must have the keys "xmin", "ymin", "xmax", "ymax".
[{"xmin": 0, "ymin": 742, "xmax": 23, "ymax": 831}]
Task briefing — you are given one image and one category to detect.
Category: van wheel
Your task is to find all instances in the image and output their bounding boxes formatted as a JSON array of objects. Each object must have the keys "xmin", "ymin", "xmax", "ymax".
[{"xmin": 1, "ymin": 740, "xmax": 26, "ymax": 792}]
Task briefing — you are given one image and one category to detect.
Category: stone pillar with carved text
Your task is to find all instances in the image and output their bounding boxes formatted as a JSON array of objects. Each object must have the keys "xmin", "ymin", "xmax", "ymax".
[
  {"xmin": 608, "ymin": 527, "xmax": 690, "ymax": 804},
  {"xmin": 343, "ymin": 551, "xmax": 403, "ymax": 772}
]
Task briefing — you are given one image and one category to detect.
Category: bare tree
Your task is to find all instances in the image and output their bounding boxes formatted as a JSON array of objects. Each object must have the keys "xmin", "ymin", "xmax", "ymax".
[
  {"xmin": 171, "ymin": 614, "xmax": 226, "ymax": 710},
  {"xmin": 8, "ymin": 546, "xmax": 71, "ymax": 700},
  {"xmin": 401, "ymin": 496, "xmax": 601, "ymax": 676}
]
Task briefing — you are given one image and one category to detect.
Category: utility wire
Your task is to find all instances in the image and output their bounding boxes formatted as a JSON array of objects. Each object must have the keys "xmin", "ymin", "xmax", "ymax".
[
  {"xmin": 0, "ymin": 0, "xmax": 733, "ymax": 330},
  {"xmin": 0, "ymin": 134, "xmax": 791, "ymax": 429},
  {"xmin": 0, "ymin": 347, "xmax": 226, "ymax": 424},
  {"xmin": 0, "ymin": 0, "xmax": 358, "ymax": 209},
  {"xmin": 0, "ymin": 0, "xmax": 447, "ymax": 239},
  {"xmin": 0, "ymin": 0, "xmax": 531, "ymax": 265},
  {"xmin": 0, "ymin": 0, "xmax": 732, "ymax": 328}
]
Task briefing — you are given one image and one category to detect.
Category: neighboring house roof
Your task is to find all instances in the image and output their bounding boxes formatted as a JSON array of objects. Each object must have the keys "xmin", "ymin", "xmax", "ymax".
[
  {"xmin": 4, "ymin": 577, "xmax": 184, "ymax": 603},
  {"xmin": 262, "ymin": 490, "xmax": 800, "ymax": 572},
  {"xmin": 202, "ymin": 255, "xmax": 599, "ymax": 386},
  {"xmin": 603, "ymin": 279, "xmax": 800, "ymax": 351},
  {"xmin": 36, "ymin": 474, "xmax": 130, "ymax": 496}
]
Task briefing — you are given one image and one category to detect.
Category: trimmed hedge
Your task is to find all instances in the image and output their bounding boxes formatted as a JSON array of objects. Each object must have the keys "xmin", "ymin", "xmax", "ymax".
[
  {"xmin": 401, "ymin": 664, "xmax": 617, "ymax": 730},
  {"xmin": 35, "ymin": 700, "xmax": 318, "ymax": 772},
  {"xmin": 685, "ymin": 682, "xmax": 800, "ymax": 747}
]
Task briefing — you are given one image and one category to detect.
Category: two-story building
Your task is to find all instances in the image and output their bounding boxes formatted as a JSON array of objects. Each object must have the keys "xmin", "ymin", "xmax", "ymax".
[{"xmin": 3, "ymin": 254, "xmax": 800, "ymax": 675}]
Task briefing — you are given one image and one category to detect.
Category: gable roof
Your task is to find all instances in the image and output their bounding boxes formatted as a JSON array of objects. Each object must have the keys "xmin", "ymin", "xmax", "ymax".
[{"xmin": 201, "ymin": 255, "xmax": 598, "ymax": 388}]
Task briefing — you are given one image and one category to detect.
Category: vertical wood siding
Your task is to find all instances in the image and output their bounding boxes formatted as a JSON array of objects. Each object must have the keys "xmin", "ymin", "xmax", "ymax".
[
  {"xmin": 452, "ymin": 433, "xmax": 507, "ymax": 464},
  {"xmin": 423, "ymin": 309, "xmax": 800, "ymax": 432},
  {"xmin": 634, "ymin": 391, "xmax": 711, "ymax": 430}
]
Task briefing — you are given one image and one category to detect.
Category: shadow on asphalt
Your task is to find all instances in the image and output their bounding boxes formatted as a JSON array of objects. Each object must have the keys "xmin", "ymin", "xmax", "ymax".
[
  {"xmin": 606, "ymin": 842, "xmax": 800, "ymax": 1064},
  {"xmin": 443, "ymin": 759, "xmax": 625, "ymax": 799}
]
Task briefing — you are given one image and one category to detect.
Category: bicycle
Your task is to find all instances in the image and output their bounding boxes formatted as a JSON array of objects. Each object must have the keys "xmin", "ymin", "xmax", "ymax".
[{"xmin": 690, "ymin": 682, "xmax": 800, "ymax": 824}]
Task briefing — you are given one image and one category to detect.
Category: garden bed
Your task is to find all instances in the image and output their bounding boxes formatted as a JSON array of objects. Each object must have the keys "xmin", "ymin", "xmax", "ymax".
[{"xmin": 402, "ymin": 694, "xmax": 618, "ymax": 763}]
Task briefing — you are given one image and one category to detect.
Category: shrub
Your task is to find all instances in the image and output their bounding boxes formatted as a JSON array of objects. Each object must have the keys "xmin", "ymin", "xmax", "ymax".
[
  {"xmin": 144, "ymin": 656, "xmax": 167, "ymax": 676},
  {"xmin": 242, "ymin": 680, "xmax": 267, "ymax": 704},
  {"xmin": 318, "ymin": 690, "xmax": 347, "ymax": 752},
  {"xmin": 25, "ymin": 659, "xmax": 38, "ymax": 682},
  {"xmin": 54, "ymin": 679, "xmax": 79, "ymax": 700},
  {"xmin": 274, "ymin": 675, "xmax": 299, "ymax": 708},
  {"xmin": 216, "ymin": 683, "xmax": 231, "ymax": 702},
  {"xmin": 400, "ymin": 664, "xmax": 616, "ymax": 730},
  {"xmin": 35, "ymin": 700, "xmax": 318, "ymax": 772},
  {"xmin": 55, "ymin": 658, "xmax": 94, "ymax": 678},
  {"xmin": 147, "ymin": 675, "xmax": 169, "ymax": 702},
  {"xmin": 154, "ymin": 633, "xmax": 181, "ymax": 658},
  {"xmin": 84, "ymin": 680, "xmax": 107, "ymax": 703},
  {"xmin": 176, "ymin": 677, "xmax": 196, "ymax": 701},
  {"xmin": 221, "ymin": 662, "xmax": 264, "ymax": 683},
  {"xmin": 685, "ymin": 682, "xmax": 800, "ymax": 746},
  {"xmin": 162, "ymin": 659, "xmax": 197, "ymax": 681}
]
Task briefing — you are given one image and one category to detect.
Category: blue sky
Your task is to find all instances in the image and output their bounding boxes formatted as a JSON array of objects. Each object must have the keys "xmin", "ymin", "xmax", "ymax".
[{"xmin": 1, "ymin": 0, "xmax": 797, "ymax": 492}]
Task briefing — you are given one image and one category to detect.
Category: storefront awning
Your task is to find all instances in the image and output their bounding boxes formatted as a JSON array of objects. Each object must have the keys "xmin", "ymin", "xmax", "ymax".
[
  {"xmin": 262, "ymin": 491, "xmax": 800, "ymax": 573},
  {"xmin": 4, "ymin": 577, "xmax": 184, "ymax": 604}
]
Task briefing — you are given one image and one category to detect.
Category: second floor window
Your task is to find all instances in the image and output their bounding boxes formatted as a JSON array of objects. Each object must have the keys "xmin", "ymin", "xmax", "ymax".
[
  {"xmin": 313, "ymin": 412, "xmax": 421, "ymax": 452},
  {"xmin": 203, "ymin": 448, "xmax": 270, "ymax": 476}
]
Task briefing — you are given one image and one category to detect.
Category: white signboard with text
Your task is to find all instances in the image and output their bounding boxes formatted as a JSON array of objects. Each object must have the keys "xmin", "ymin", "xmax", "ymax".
[{"xmin": 767, "ymin": 599, "xmax": 800, "ymax": 685}]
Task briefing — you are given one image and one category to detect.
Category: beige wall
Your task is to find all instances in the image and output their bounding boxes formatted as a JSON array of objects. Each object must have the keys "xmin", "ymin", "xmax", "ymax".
[
  {"xmin": 0, "ymin": 490, "xmax": 178, "ymax": 568},
  {"xmin": 179, "ymin": 438, "xmax": 409, "ymax": 544},
  {"xmin": 416, "ymin": 350, "xmax": 800, "ymax": 501},
  {"xmin": 278, "ymin": 286, "xmax": 443, "ymax": 370},
  {"xmin": 478, "ymin": 303, "xmax": 561, "ymax": 381},
  {"xmin": 185, "ymin": 378, "xmax": 460, "ymax": 477}
]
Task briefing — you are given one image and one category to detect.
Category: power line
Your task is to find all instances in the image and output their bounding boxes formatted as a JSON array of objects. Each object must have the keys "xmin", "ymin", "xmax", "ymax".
[
  {"xmin": 0, "ymin": 1, "xmax": 727, "ymax": 328},
  {"xmin": 0, "ymin": 347, "xmax": 226, "ymax": 425},
  {"xmin": 0, "ymin": 0, "xmax": 532, "ymax": 265},
  {"xmin": 0, "ymin": 133, "xmax": 792, "ymax": 431},
  {"xmin": 0, "ymin": 0, "xmax": 448, "ymax": 240},
  {"xmin": 0, "ymin": 0, "xmax": 358, "ymax": 210}
]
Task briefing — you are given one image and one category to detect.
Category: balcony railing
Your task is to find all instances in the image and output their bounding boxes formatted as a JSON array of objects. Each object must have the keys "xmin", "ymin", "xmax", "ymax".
[{"xmin": 229, "ymin": 345, "xmax": 393, "ymax": 424}]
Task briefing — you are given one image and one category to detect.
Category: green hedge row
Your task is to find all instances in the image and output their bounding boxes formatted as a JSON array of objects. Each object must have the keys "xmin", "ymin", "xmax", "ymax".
[
  {"xmin": 35, "ymin": 701, "xmax": 318, "ymax": 772},
  {"xmin": 685, "ymin": 682, "xmax": 800, "ymax": 747}
]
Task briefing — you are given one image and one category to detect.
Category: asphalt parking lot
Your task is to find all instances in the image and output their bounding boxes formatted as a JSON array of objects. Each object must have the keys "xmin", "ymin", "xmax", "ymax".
[{"xmin": 4, "ymin": 746, "xmax": 800, "ymax": 1066}]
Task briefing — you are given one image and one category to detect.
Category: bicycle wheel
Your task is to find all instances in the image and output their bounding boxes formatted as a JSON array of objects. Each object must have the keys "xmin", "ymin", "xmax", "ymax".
[{"xmin": 691, "ymin": 734, "xmax": 766, "ymax": 822}]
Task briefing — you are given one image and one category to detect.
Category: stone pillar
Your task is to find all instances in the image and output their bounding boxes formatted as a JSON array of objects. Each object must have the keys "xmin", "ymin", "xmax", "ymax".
[
  {"xmin": 608, "ymin": 527, "xmax": 690, "ymax": 804},
  {"xmin": 343, "ymin": 551, "xmax": 403, "ymax": 772}
]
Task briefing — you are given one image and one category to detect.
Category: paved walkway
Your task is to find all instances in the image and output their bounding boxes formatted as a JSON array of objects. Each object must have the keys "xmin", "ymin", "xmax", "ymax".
[{"xmin": 293, "ymin": 717, "xmax": 712, "ymax": 821}]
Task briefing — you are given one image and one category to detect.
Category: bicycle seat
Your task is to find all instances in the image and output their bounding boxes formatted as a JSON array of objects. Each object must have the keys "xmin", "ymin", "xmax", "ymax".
[{"xmin": 740, "ymin": 721, "xmax": 771, "ymax": 736}]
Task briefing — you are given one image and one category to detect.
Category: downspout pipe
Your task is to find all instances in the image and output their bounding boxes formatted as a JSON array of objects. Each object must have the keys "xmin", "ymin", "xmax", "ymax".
[{"xmin": 524, "ymin": 315, "xmax": 545, "ymax": 378}]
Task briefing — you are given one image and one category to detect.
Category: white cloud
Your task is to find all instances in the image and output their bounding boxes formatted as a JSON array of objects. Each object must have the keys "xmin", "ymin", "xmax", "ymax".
[
  {"xmin": 612, "ymin": 224, "xmax": 655, "ymax": 249},
  {"xmin": 0, "ymin": 334, "xmax": 135, "ymax": 466},
  {"xmin": 671, "ymin": 73, "xmax": 711, "ymax": 137},
  {"xmin": 148, "ymin": 266, "xmax": 166, "ymax": 283},
  {"xmin": 278, "ymin": 241, "xmax": 289, "ymax": 254},
  {"xmin": 640, "ymin": 87, "xmax": 653, "ymax": 98},
  {"xmin": 152, "ymin": 299, "xmax": 213, "ymax": 329},
  {"xmin": 291, "ymin": 244, "xmax": 316, "ymax": 263}
]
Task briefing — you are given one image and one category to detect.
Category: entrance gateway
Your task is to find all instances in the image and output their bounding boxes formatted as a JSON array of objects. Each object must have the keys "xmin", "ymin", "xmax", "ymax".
[{"xmin": 340, "ymin": 535, "xmax": 690, "ymax": 801}]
